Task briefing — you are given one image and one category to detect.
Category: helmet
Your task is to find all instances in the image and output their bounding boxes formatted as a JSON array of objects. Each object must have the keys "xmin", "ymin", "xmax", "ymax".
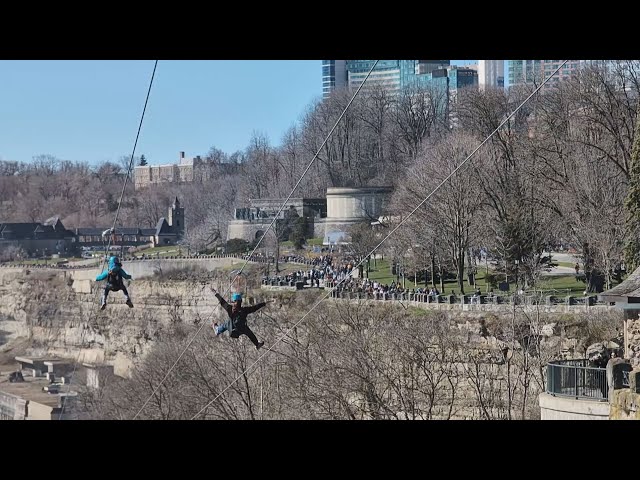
[
  {"xmin": 108, "ymin": 256, "xmax": 121, "ymax": 271},
  {"xmin": 231, "ymin": 293, "xmax": 242, "ymax": 302}
]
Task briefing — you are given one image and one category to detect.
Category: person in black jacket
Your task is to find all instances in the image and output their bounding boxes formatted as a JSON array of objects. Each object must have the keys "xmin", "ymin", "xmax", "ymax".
[{"xmin": 211, "ymin": 288, "xmax": 274, "ymax": 350}]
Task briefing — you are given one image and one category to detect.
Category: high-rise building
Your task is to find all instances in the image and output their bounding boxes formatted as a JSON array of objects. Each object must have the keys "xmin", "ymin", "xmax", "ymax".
[
  {"xmin": 323, "ymin": 60, "xmax": 480, "ymax": 129},
  {"xmin": 478, "ymin": 60, "xmax": 504, "ymax": 89},
  {"xmin": 322, "ymin": 60, "xmax": 347, "ymax": 98},
  {"xmin": 446, "ymin": 66, "xmax": 479, "ymax": 128},
  {"xmin": 416, "ymin": 60, "xmax": 451, "ymax": 75},
  {"xmin": 447, "ymin": 66, "xmax": 478, "ymax": 91},
  {"xmin": 346, "ymin": 60, "xmax": 402, "ymax": 93},
  {"xmin": 322, "ymin": 60, "xmax": 456, "ymax": 97},
  {"xmin": 507, "ymin": 60, "xmax": 608, "ymax": 87},
  {"xmin": 401, "ymin": 60, "xmax": 451, "ymax": 89},
  {"xmin": 323, "ymin": 60, "xmax": 479, "ymax": 126},
  {"xmin": 344, "ymin": 60, "xmax": 452, "ymax": 94}
]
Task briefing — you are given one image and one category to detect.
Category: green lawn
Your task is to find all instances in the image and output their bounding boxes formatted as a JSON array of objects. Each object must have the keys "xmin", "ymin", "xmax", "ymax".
[
  {"xmin": 533, "ymin": 275, "xmax": 588, "ymax": 294},
  {"xmin": 269, "ymin": 262, "xmax": 304, "ymax": 273},
  {"xmin": 6, "ymin": 257, "xmax": 83, "ymax": 266},
  {"xmin": 554, "ymin": 261, "xmax": 577, "ymax": 268},
  {"xmin": 367, "ymin": 259, "xmax": 451, "ymax": 289},
  {"xmin": 363, "ymin": 259, "xmax": 595, "ymax": 294},
  {"xmin": 306, "ymin": 238, "xmax": 325, "ymax": 246},
  {"xmin": 252, "ymin": 255, "xmax": 610, "ymax": 295},
  {"xmin": 367, "ymin": 259, "xmax": 472, "ymax": 292},
  {"xmin": 279, "ymin": 238, "xmax": 324, "ymax": 249},
  {"xmin": 132, "ymin": 246, "xmax": 182, "ymax": 257}
]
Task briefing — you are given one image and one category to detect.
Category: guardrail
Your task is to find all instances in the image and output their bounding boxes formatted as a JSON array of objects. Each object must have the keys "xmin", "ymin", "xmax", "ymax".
[{"xmin": 546, "ymin": 359, "xmax": 608, "ymax": 401}]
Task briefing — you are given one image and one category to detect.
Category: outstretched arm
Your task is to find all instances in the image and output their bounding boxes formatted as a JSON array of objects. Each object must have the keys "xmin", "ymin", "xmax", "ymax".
[
  {"xmin": 120, "ymin": 268, "xmax": 132, "ymax": 280},
  {"xmin": 96, "ymin": 270, "xmax": 108, "ymax": 281},
  {"xmin": 211, "ymin": 287, "xmax": 231, "ymax": 313},
  {"xmin": 244, "ymin": 298, "xmax": 275, "ymax": 314}
]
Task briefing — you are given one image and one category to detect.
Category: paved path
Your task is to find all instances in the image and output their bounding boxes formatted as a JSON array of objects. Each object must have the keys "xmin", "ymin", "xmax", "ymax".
[{"xmin": 543, "ymin": 251, "xmax": 580, "ymax": 277}]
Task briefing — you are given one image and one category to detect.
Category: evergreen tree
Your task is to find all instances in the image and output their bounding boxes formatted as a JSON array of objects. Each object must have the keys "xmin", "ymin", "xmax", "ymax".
[{"xmin": 624, "ymin": 103, "xmax": 640, "ymax": 273}]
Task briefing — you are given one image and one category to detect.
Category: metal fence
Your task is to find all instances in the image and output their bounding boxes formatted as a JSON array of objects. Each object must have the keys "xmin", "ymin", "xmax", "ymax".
[
  {"xmin": 324, "ymin": 289, "xmax": 606, "ymax": 307},
  {"xmin": 546, "ymin": 359, "xmax": 608, "ymax": 401}
]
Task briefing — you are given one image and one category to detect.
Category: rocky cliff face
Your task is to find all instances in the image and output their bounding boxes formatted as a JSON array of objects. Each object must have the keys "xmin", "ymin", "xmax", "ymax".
[
  {"xmin": 0, "ymin": 266, "xmax": 626, "ymax": 380},
  {"xmin": 0, "ymin": 267, "xmax": 232, "ymax": 375},
  {"xmin": 626, "ymin": 317, "xmax": 640, "ymax": 366}
]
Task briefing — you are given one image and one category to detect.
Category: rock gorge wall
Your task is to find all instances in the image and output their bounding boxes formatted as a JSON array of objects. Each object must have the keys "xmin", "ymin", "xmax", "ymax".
[{"xmin": 0, "ymin": 264, "xmax": 625, "ymax": 380}]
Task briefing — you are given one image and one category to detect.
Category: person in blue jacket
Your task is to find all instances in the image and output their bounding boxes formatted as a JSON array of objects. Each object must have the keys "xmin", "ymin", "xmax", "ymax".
[{"xmin": 96, "ymin": 255, "xmax": 133, "ymax": 310}]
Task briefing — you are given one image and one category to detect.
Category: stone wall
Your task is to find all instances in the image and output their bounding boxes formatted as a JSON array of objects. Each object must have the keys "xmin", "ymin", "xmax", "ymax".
[
  {"xmin": 627, "ymin": 317, "xmax": 640, "ymax": 366},
  {"xmin": 0, "ymin": 390, "xmax": 27, "ymax": 420},
  {"xmin": 610, "ymin": 390, "xmax": 640, "ymax": 419},
  {"xmin": 0, "ymin": 263, "xmax": 627, "ymax": 393},
  {"xmin": 609, "ymin": 368, "xmax": 640, "ymax": 420},
  {"xmin": 326, "ymin": 186, "xmax": 392, "ymax": 219}
]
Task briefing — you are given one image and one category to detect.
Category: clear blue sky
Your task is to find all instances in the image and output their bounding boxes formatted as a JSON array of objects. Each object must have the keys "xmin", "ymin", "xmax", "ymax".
[{"xmin": 0, "ymin": 60, "xmax": 477, "ymax": 166}]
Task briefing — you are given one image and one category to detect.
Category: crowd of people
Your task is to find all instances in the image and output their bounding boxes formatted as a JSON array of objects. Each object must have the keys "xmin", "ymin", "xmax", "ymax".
[
  {"xmin": 255, "ymin": 251, "xmax": 506, "ymax": 303},
  {"xmin": 262, "ymin": 254, "xmax": 360, "ymax": 287}
]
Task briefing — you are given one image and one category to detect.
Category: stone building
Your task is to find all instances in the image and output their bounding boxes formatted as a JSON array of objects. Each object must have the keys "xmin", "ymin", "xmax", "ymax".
[
  {"xmin": 0, "ymin": 217, "xmax": 76, "ymax": 257},
  {"xmin": 320, "ymin": 186, "xmax": 393, "ymax": 244},
  {"xmin": 226, "ymin": 186, "xmax": 393, "ymax": 244},
  {"xmin": 153, "ymin": 197, "xmax": 185, "ymax": 246},
  {"xmin": 133, "ymin": 152, "xmax": 203, "ymax": 189},
  {"xmin": 134, "ymin": 151, "xmax": 239, "ymax": 190},
  {"xmin": 0, "ymin": 199, "xmax": 185, "ymax": 257},
  {"xmin": 227, "ymin": 197, "xmax": 326, "ymax": 242}
]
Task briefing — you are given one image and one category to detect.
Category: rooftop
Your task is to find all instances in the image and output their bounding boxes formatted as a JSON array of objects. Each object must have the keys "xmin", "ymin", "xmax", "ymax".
[
  {"xmin": 0, "ymin": 372, "xmax": 68, "ymax": 408},
  {"xmin": 599, "ymin": 265, "xmax": 640, "ymax": 303},
  {"xmin": 15, "ymin": 355, "xmax": 64, "ymax": 365},
  {"xmin": 1, "ymin": 357, "xmax": 80, "ymax": 408}
]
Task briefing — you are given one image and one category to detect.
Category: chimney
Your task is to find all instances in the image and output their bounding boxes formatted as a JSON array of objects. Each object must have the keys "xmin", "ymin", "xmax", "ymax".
[{"xmin": 180, "ymin": 151, "xmax": 185, "ymax": 159}]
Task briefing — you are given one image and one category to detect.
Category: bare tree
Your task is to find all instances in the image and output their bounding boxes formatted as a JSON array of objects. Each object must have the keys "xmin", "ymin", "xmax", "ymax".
[{"xmin": 393, "ymin": 133, "xmax": 484, "ymax": 293}]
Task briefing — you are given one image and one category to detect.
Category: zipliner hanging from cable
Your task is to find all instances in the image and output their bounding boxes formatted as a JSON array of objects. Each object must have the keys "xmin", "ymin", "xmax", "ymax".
[
  {"xmin": 211, "ymin": 288, "xmax": 274, "ymax": 350},
  {"xmin": 96, "ymin": 255, "xmax": 133, "ymax": 310}
]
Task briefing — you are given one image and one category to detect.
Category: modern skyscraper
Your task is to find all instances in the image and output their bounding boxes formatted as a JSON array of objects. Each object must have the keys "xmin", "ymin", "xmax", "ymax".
[
  {"xmin": 322, "ymin": 60, "xmax": 458, "ymax": 97},
  {"xmin": 507, "ymin": 60, "xmax": 607, "ymax": 87},
  {"xmin": 322, "ymin": 60, "xmax": 347, "ymax": 98},
  {"xmin": 346, "ymin": 60, "xmax": 402, "ymax": 93},
  {"xmin": 416, "ymin": 60, "xmax": 451, "ymax": 75},
  {"xmin": 343, "ymin": 60, "xmax": 452, "ymax": 94},
  {"xmin": 478, "ymin": 60, "xmax": 505, "ymax": 89},
  {"xmin": 446, "ymin": 66, "xmax": 479, "ymax": 128},
  {"xmin": 447, "ymin": 66, "xmax": 479, "ymax": 91}
]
